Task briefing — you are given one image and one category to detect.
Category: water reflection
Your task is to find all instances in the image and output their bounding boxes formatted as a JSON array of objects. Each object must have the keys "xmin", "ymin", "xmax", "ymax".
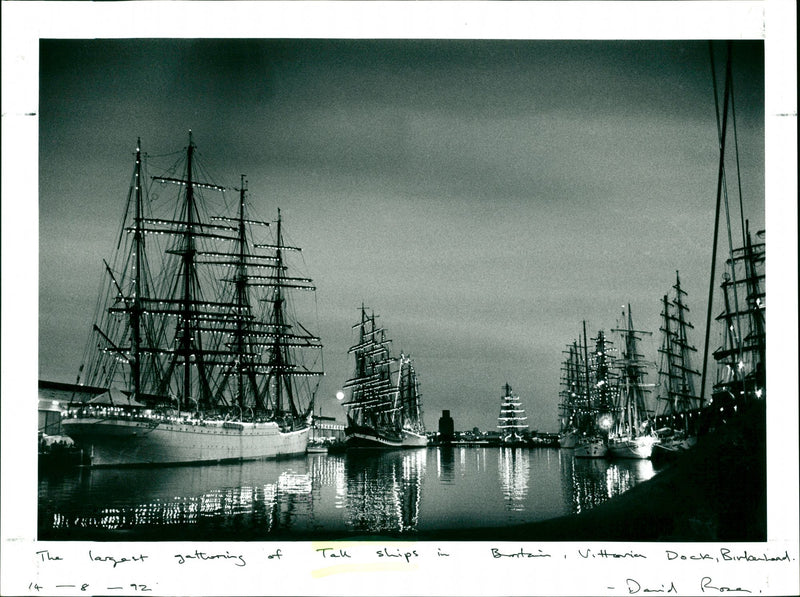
[
  {"xmin": 561, "ymin": 452, "xmax": 657, "ymax": 515},
  {"xmin": 498, "ymin": 447, "xmax": 530, "ymax": 511},
  {"xmin": 344, "ymin": 449, "xmax": 426, "ymax": 533},
  {"xmin": 436, "ymin": 446, "xmax": 456, "ymax": 484},
  {"xmin": 39, "ymin": 447, "xmax": 660, "ymax": 539},
  {"xmin": 40, "ymin": 458, "xmax": 316, "ymax": 538}
]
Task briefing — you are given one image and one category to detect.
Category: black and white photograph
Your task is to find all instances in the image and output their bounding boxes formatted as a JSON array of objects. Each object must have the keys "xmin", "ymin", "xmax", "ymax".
[{"xmin": 2, "ymin": 2, "xmax": 797, "ymax": 596}]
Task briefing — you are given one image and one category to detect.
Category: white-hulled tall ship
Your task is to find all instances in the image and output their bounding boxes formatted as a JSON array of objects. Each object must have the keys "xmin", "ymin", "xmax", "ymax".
[
  {"xmin": 497, "ymin": 383, "xmax": 529, "ymax": 445},
  {"xmin": 62, "ymin": 135, "xmax": 324, "ymax": 466},
  {"xmin": 608, "ymin": 305, "xmax": 658, "ymax": 459},
  {"xmin": 341, "ymin": 306, "xmax": 427, "ymax": 449}
]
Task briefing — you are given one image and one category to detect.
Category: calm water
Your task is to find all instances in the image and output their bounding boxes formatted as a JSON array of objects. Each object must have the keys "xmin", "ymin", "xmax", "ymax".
[{"xmin": 39, "ymin": 447, "xmax": 660, "ymax": 540}]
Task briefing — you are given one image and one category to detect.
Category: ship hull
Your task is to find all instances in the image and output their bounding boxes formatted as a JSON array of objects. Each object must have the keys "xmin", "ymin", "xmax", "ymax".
[
  {"xmin": 651, "ymin": 435, "xmax": 696, "ymax": 461},
  {"xmin": 558, "ymin": 430, "xmax": 578, "ymax": 448},
  {"xmin": 500, "ymin": 440, "xmax": 528, "ymax": 448},
  {"xmin": 574, "ymin": 436, "xmax": 607, "ymax": 458},
  {"xmin": 345, "ymin": 430, "xmax": 403, "ymax": 449},
  {"xmin": 607, "ymin": 435, "xmax": 657, "ymax": 459},
  {"xmin": 402, "ymin": 429, "xmax": 428, "ymax": 448},
  {"xmin": 62, "ymin": 417, "xmax": 309, "ymax": 467},
  {"xmin": 344, "ymin": 424, "xmax": 428, "ymax": 449}
]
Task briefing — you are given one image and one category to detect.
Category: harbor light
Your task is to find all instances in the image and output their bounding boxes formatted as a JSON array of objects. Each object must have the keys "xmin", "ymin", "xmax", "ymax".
[{"xmin": 336, "ymin": 391, "xmax": 344, "ymax": 401}]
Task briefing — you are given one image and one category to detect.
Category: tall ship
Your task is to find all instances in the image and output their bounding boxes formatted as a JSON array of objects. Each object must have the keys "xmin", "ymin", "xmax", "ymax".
[
  {"xmin": 709, "ymin": 224, "xmax": 765, "ymax": 413},
  {"xmin": 341, "ymin": 306, "xmax": 427, "ymax": 448},
  {"xmin": 574, "ymin": 324, "xmax": 616, "ymax": 459},
  {"xmin": 62, "ymin": 136, "xmax": 323, "ymax": 466},
  {"xmin": 608, "ymin": 305, "xmax": 658, "ymax": 459},
  {"xmin": 558, "ymin": 340, "xmax": 583, "ymax": 448},
  {"xmin": 653, "ymin": 272, "xmax": 702, "ymax": 457},
  {"xmin": 700, "ymin": 43, "xmax": 765, "ymax": 425},
  {"xmin": 497, "ymin": 383, "xmax": 529, "ymax": 445},
  {"xmin": 397, "ymin": 353, "xmax": 428, "ymax": 447}
]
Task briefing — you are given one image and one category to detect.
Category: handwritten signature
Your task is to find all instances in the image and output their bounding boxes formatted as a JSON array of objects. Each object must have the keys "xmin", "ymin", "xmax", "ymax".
[
  {"xmin": 623, "ymin": 577, "xmax": 754, "ymax": 594},
  {"xmin": 625, "ymin": 578, "xmax": 678, "ymax": 593},
  {"xmin": 700, "ymin": 577, "xmax": 752, "ymax": 594}
]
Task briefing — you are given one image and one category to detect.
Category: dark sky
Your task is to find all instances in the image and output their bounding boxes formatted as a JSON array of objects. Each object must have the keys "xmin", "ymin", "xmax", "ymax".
[{"xmin": 37, "ymin": 38, "xmax": 765, "ymax": 433}]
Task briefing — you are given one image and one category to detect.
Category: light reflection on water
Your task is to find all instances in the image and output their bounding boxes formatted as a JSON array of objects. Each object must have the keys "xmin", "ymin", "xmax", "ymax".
[
  {"xmin": 563, "ymin": 454, "xmax": 656, "ymax": 515},
  {"xmin": 498, "ymin": 448, "xmax": 530, "ymax": 511},
  {"xmin": 39, "ymin": 447, "xmax": 659, "ymax": 539},
  {"xmin": 342, "ymin": 449, "xmax": 425, "ymax": 534}
]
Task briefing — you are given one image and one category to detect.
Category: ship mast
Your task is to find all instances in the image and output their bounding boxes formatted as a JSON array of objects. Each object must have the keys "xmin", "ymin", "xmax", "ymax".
[
  {"xmin": 169, "ymin": 133, "xmax": 215, "ymax": 410},
  {"xmin": 225, "ymin": 174, "xmax": 266, "ymax": 412},
  {"xmin": 234, "ymin": 177, "xmax": 248, "ymax": 409},
  {"xmin": 342, "ymin": 306, "xmax": 399, "ymax": 429},
  {"xmin": 84, "ymin": 137, "xmax": 169, "ymax": 398},
  {"xmin": 397, "ymin": 354, "xmax": 424, "ymax": 433},
  {"xmin": 582, "ymin": 321, "xmax": 591, "ymax": 412},
  {"xmin": 270, "ymin": 210, "xmax": 292, "ymax": 415},
  {"xmin": 559, "ymin": 340, "xmax": 581, "ymax": 432},
  {"xmin": 700, "ymin": 43, "xmax": 733, "ymax": 405},
  {"xmin": 251, "ymin": 208, "xmax": 324, "ymax": 420},
  {"xmin": 612, "ymin": 305, "xmax": 652, "ymax": 436},
  {"xmin": 657, "ymin": 271, "xmax": 701, "ymax": 422},
  {"xmin": 181, "ymin": 134, "xmax": 196, "ymax": 408},
  {"xmin": 743, "ymin": 224, "xmax": 766, "ymax": 370},
  {"xmin": 702, "ymin": 43, "xmax": 766, "ymax": 408},
  {"xmin": 592, "ymin": 330, "xmax": 614, "ymax": 413},
  {"xmin": 672, "ymin": 272, "xmax": 698, "ymax": 406},
  {"xmin": 150, "ymin": 132, "xmax": 227, "ymax": 410},
  {"xmin": 714, "ymin": 229, "xmax": 765, "ymax": 396},
  {"xmin": 207, "ymin": 189, "xmax": 323, "ymax": 418},
  {"xmin": 130, "ymin": 139, "xmax": 144, "ymax": 399}
]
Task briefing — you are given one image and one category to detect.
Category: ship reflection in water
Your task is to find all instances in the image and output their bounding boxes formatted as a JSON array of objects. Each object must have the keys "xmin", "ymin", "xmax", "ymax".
[
  {"xmin": 563, "ymin": 453, "xmax": 656, "ymax": 515},
  {"xmin": 498, "ymin": 447, "xmax": 530, "ymax": 511},
  {"xmin": 39, "ymin": 447, "xmax": 660, "ymax": 540},
  {"xmin": 343, "ymin": 449, "xmax": 425, "ymax": 534}
]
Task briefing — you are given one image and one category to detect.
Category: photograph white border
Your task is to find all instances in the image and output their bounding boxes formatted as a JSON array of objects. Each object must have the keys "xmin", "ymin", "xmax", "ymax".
[{"xmin": 2, "ymin": 2, "xmax": 797, "ymax": 595}]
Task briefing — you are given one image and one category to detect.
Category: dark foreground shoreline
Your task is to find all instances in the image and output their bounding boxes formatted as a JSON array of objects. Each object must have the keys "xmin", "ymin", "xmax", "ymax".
[{"xmin": 39, "ymin": 402, "xmax": 765, "ymax": 542}]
